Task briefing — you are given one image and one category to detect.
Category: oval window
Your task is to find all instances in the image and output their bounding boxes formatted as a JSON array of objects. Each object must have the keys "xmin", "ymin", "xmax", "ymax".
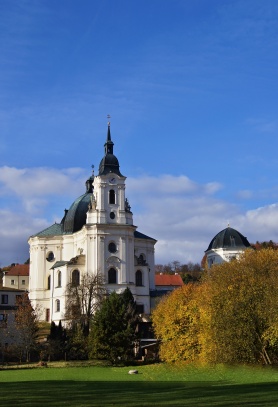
[{"xmin": 46, "ymin": 251, "xmax": 55, "ymax": 262}]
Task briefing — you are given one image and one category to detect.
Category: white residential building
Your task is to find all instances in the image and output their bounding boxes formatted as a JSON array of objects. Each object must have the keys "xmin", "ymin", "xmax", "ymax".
[
  {"xmin": 0, "ymin": 287, "xmax": 25, "ymax": 346},
  {"xmin": 3, "ymin": 264, "xmax": 29, "ymax": 290}
]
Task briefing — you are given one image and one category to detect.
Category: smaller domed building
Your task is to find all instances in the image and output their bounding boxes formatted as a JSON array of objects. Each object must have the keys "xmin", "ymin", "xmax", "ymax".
[{"xmin": 205, "ymin": 226, "xmax": 251, "ymax": 267}]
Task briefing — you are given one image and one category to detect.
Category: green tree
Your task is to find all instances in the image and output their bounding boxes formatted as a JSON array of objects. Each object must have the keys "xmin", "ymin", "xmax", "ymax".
[
  {"xmin": 46, "ymin": 321, "xmax": 67, "ymax": 361},
  {"xmin": 89, "ymin": 288, "xmax": 138, "ymax": 363}
]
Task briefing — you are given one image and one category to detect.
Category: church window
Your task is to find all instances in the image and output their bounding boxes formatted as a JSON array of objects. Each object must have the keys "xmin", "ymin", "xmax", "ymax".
[
  {"xmin": 108, "ymin": 268, "xmax": 117, "ymax": 284},
  {"xmin": 72, "ymin": 270, "xmax": 80, "ymax": 287},
  {"xmin": 46, "ymin": 251, "xmax": 55, "ymax": 262},
  {"xmin": 138, "ymin": 254, "xmax": 146, "ymax": 265},
  {"xmin": 108, "ymin": 242, "xmax": 117, "ymax": 253},
  {"xmin": 22, "ymin": 280, "xmax": 25, "ymax": 285},
  {"xmin": 135, "ymin": 270, "xmax": 143, "ymax": 286},
  {"xmin": 57, "ymin": 271, "xmax": 62, "ymax": 287},
  {"xmin": 109, "ymin": 189, "xmax": 115, "ymax": 204},
  {"xmin": 56, "ymin": 299, "xmax": 60, "ymax": 312},
  {"xmin": 11, "ymin": 280, "xmax": 15, "ymax": 285},
  {"xmin": 47, "ymin": 275, "xmax": 51, "ymax": 290}
]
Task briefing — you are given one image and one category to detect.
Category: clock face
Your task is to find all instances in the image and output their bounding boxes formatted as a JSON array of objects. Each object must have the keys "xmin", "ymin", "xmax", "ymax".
[{"xmin": 109, "ymin": 177, "xmax": 116, "ymax": 184}]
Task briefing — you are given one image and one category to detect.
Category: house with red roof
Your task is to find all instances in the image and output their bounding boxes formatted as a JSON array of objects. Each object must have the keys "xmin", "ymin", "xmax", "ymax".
[
  {"xmin": 3, "ymin": 264, "xmax": 29, "ymax": 290},
  {"xmin": 150, "ymin": 273, "xmax": 184, "ymax": 309},
  {"xmin": 155, "ymin": 273, "xmax": 184, "ymax": 291}
]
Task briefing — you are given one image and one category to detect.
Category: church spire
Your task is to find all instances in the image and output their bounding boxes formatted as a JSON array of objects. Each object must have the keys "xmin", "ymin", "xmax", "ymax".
[
  {"xmin": 98, "ymin": 120, "xmax": 123, "ymax": 177},
  {"xmin": 104, "ymin": 121, "xmax": 114, "ymax": 155}
]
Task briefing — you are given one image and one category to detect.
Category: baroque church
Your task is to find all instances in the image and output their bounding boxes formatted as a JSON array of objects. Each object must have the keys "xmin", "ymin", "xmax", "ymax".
[{"xmin": 28, "ymin": 123, "xmax": 156, "ymax": 324}]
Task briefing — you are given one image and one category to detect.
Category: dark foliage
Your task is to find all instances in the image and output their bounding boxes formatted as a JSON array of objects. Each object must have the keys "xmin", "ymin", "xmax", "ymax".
[{"xmin": 89, "ymin": 288, "xmax": 139, "ymax": 362}]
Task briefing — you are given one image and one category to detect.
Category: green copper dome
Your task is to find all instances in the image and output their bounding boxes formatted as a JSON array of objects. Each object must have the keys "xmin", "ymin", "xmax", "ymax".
[{"xmin": 62, "ymin": 192, "xmax": 93, "ymax": 233}]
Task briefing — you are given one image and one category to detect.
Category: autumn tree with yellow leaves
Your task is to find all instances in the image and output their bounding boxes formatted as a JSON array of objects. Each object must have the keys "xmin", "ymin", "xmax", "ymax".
[
  {"xmin": 152, "ymin": 283, "xmax": 201, "ymax": 363},
  {"xmin": 152, "ymin": 248, "xmax": 278, "ymax": 365}
]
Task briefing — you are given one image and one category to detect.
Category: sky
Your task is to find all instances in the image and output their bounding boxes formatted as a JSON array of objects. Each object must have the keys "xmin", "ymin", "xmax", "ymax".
[{"xmin": 1, "ymin": 0, "xmax": 278, "ymax": 266}]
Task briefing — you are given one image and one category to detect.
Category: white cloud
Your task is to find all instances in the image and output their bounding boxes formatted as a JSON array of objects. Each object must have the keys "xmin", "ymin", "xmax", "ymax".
[
  {"xmin": 128, "ymin": 175, "xmax": 278, "ymax": 264},
  {"xmin": 1, "ymin": 167, "xmax": 278, "ymax": 266},
  {"xmin": 0, "ymin": 209, "xmax": 49, "ymax": 266},
  {"xmin": 240, "ymin": 204, "xmax": 278, "ymax": 238},
  {"xmin": 0, "ymin": 166, "xmax": 87, "ymax": 214},
  {"xmin": 237, "ymin": 189, "xmax": 254, "ymax": 199}
]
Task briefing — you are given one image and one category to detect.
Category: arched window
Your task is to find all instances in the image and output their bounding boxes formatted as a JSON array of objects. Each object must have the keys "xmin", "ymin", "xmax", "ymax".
[
  {"xmin": 56, "ymin": 299, "xmax": 60, "ymax": 312},
  {"xmin": 108, "ymin": 242, "xmax": 117, "ymax": 253},
  {"xmin": 57, "ymin": 271, "xmax": 62, "ymax": 287},
  {"xmin": 135, "ymin": 270, "xmax": 143, "ymax": 286},
  {"xmin": 108, "ymin": 268, "xmax": 117, "ymax": 284},
  {"xmin": 72, "ymin": 269, "xmax": 80, "ymax": 287},
  {"xmin": 109, "ymin": 189, "xmax": 115, "ymax": 204},
  {"xmin": 138, "ymin": 254, "xmax": 146, "ymax": 265},
  {"xmin": 47, "ymin": 275, "xmax": 51, "ymax": 290}
]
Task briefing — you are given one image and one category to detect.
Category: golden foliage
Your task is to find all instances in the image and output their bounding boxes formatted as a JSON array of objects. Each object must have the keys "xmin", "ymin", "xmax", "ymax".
[
  {"xmin": 152, "ymin": 283, "xmax": 200, "ymax": 362},
  {"xmin": 152, "ymin": 249, "xmax": 278, "ymax": 365}
]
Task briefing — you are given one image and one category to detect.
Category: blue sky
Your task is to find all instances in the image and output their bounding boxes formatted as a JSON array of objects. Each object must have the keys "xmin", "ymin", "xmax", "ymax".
[{"xmin": 1, "ymin": 0, "xmax": 278, "ymax": 266}]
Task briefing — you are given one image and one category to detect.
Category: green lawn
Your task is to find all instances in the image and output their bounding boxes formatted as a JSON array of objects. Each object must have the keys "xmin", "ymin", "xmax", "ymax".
[{"xmin": 1, "ymin": 363, "xmax": 278, "ymax": 406}]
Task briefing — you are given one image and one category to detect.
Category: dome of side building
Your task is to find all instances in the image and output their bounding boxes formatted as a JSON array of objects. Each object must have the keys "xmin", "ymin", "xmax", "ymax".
[{"xmin": 205, "ymin": 226, "xmax": 251, "ymax": 267}]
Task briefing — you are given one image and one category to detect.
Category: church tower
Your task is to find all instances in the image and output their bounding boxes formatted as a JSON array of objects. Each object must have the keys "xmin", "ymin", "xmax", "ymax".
[
  {"xmin": 85, "ymin": 121, "xmax": 137, "ymax": 289},
  {"xmin": 28, "ymin": 123, "xmax": 156, "ymax": 324}
]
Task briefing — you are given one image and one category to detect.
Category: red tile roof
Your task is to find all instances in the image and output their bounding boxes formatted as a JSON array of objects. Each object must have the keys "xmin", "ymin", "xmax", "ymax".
[
  {"xmin": 155, "ymin": 274, "xmax": 183, "ymax": 286},
  {"xmin": 5, "ymin": 264, "xmax": 29, "ymax": 276}
]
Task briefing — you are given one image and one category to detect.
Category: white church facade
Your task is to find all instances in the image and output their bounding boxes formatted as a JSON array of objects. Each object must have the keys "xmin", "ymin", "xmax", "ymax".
[{"xmin": 28, "ymin": 124, "xmax": 156, "ymax": 324}]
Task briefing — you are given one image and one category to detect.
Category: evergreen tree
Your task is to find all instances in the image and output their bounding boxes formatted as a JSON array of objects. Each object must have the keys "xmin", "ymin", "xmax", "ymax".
[
  {"xmin": 89, "ymin": 288, "xmax": 138, "ymax": 362},
  {"xmin": 46, "ymin": 321, "xmax": 67, "ymax": 360}
]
